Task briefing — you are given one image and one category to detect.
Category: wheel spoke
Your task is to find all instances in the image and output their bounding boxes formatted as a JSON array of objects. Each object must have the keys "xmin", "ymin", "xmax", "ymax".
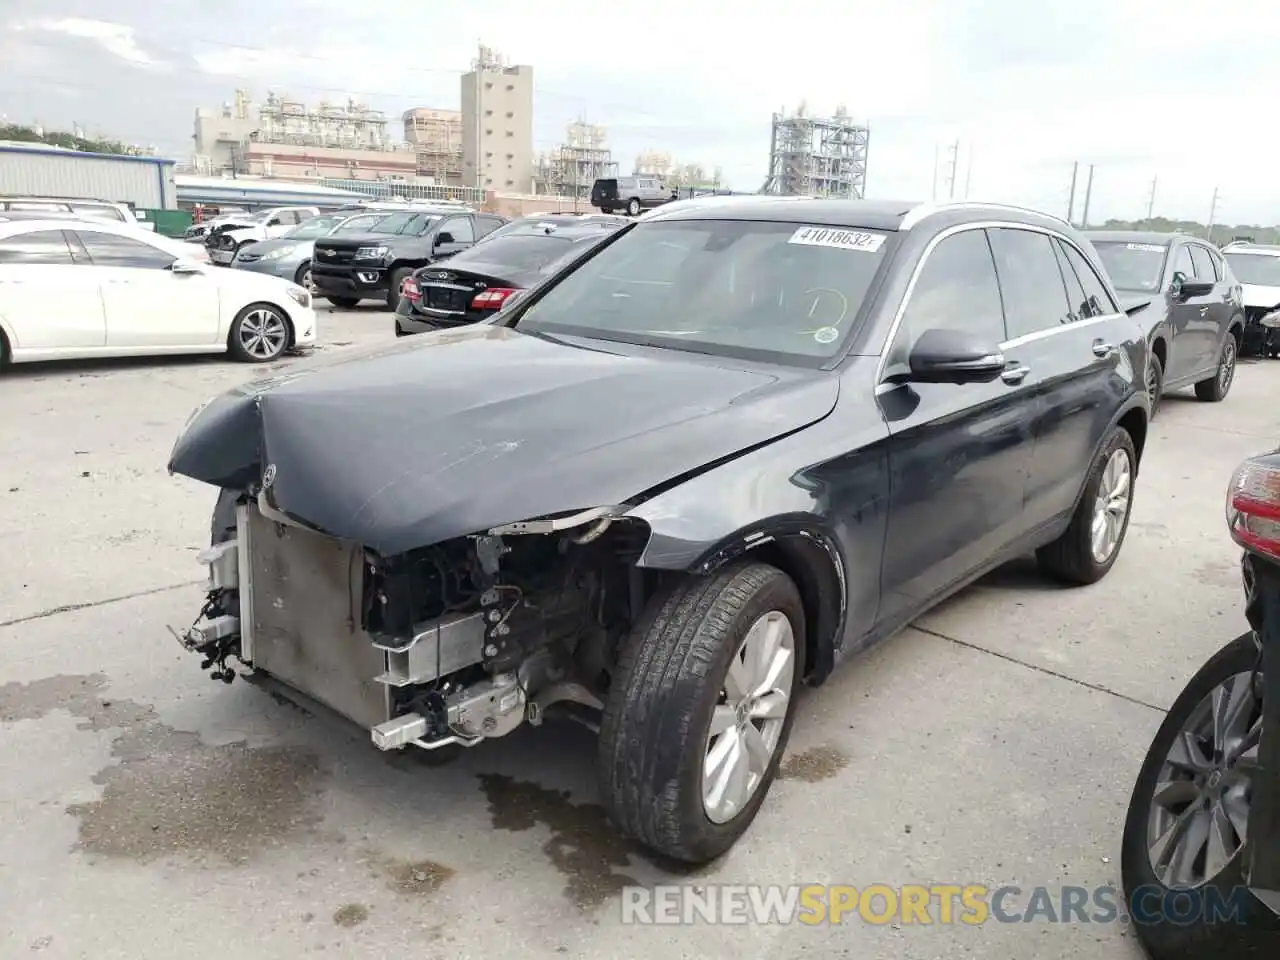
[
  {"xmin": 708, "ymin": 704, "xmax": 736, "ymax": 739},
  {"xmin": 1166, "ymin": 806, "xmax": 1211, "ymax": 887},
  {"xmin": 1151, "ymin": 778, "xmax": 1200, "ymax": 810},
  {"xmin": 723, "ymin": 649, "xmax": 751, "ymax": 703},
  {"xmin": 1167, "ymin": 730, "xmax": 1213, "ymax": 774},
  {"xmin": 1223, "ymin": 789, "xmax": 1251, "ymax": 841},
  {"xmin": 750, "ymin": 690, "xmax": 790, "ymax": 721},
  {"xmin": 742, "ymin": 723, "xmax": 772, "ymax": 778},
  {"xmin": 1204, "ymin": 803, "xmax": 1237, "ymax": 880}
]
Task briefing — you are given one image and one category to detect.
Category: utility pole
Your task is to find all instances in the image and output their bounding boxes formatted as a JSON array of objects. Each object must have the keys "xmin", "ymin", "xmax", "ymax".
[
  {"xmin": 931, "ymin": 144, "xmax": 940, "ymax": 201},
  {"xmin": 1145, "ymin": 177, "xmax": 1158, "ymax": 221},
  {"xmin": 947, "ymin": 140, "xmax": 960, "ymax": 199},
  {"xmin": 1067, "ymin": 161, "xmax": 1079, "ymax": 224},
  {"xmin": 1080, "ymin": 165, "xmax": 1095, "ymax": 228},
  {"xmin": 963, "ymin": 145, "xmax": 974, "ymax": 199},
  {"xmin": 1206, "ymin": 187, "xmax": 1219, "ymax": 241}
]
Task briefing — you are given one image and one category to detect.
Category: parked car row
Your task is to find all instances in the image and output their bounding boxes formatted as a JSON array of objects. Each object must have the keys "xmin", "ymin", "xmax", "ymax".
[
  {"xmin": 172, "ymin": 196, "xmax": 1161, "ymax": 870},
  {"xmin": 0, "ymin": 216, "xmax": 315, "ymax": 367}
]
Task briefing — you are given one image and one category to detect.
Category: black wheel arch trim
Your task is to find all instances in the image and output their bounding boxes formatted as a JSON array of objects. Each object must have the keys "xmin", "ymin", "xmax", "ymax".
[
  {"xmin": 634, "ymin": 513, "xmax": 847, "ymax": 685},
  {"xmin": 1064, "ymin": 397, "xmax": 1148, "ymax": 520}
]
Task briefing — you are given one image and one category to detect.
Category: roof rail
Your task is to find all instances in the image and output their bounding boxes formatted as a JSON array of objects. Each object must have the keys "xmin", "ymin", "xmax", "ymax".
[{"xmin": 899, "ymin": 200, "xmax": 1069, "ymax": 231}]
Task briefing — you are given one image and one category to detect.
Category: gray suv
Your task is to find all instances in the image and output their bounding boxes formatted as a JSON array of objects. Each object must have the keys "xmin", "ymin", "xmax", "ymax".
[{"xmin": 591, "ymin": 176, "xmax": 674, "ymax": 216}]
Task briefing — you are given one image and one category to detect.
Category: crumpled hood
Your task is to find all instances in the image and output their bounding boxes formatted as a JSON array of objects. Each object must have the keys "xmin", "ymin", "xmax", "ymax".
[
  {"xmin": 1241, "ymin": 284, "xmax": 1280, "ymax": 310},
  {"xmin": 167, "ymin": 325, "xmax": 839, "ymax": 555}
]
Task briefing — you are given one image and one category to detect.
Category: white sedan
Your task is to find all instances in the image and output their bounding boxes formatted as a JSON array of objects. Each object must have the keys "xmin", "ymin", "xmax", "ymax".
[{"xmin": 0, "ymin": 218, "xmax": 316, "ymax": 366}]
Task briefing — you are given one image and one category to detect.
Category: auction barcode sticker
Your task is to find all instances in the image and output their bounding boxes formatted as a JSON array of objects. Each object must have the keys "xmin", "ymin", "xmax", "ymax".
[
  {"xmin": 788, "ymin": 226, "xmax": 886, "ymax": 252},
  {"xmin": 1125, "ymin": 243, "xmax": 1165, "ymax": 253}
]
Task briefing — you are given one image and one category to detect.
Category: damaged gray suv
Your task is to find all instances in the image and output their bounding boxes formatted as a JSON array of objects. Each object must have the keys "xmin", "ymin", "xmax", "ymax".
[{"xmin": 168, "ymin": 196, "xmax": 1148, "ymax": 864}]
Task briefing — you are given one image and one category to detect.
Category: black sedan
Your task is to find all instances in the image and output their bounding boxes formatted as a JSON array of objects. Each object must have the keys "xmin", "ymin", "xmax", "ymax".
[
  {"xmin": 169, "ymin": 197, "xmax": 1150, "ymax": 865},
  {"xmin": 394, "ymin": 218, "xmax": 625, "ymax": 335},
  {"xmin": 1086, "ymin": 230, "xmax": 1244, "ymax": 415}
]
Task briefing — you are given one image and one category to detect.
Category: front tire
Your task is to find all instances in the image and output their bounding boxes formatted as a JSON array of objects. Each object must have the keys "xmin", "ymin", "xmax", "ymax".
[
  {"xmin": 387, "ymin": 267, "xmax": 413, "ymax": 309},
  {"xmin": 1147, "ymin": 352, "xmax": 1165, "ymax": 420},
  {"xmin": 1120, "ymin": 631, "xmax": 1277, "ymax": 959},
  {"xmin": 598, "ymin": 562, "xmax": 805, "ymax": 864},
  {"xmin": 1036, "ymin": 426, "xmax": 1137, "ymax": 584},
  {"xmin": 294, "ymin": 261, "xmax": 312, "ymax": 289},
  {"xmin": 227, "ymin": 303, "xmax": 291, "ymax": 363},
  {"xmin": 627, "ymin": 198, "xmax": 641, "ymax": 216},
  {"xmin": 1195, "ymin": 334, "xmax": 1237, "ymax": 402}
]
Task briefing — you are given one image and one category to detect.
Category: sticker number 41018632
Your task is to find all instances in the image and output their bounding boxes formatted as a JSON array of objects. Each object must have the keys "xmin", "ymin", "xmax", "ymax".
[{"xmin": 788, "ymin": 226, "xmax": 886, "ymax": 252}]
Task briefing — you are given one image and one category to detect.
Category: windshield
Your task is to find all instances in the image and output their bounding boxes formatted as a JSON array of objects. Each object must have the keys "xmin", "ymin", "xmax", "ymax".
[
  {"xmin": 331, "ymin": 214, "xmax": 388, "ymax": 234},
  {"xmin": 1091, "ymin": 241, "xmax": 1168, "ymax": 292},
  {"xmin": 284, "ymin": 215, "xmax": 348, "ymax": 239},
  {"xmin": 516, "ymin": 219, "xmax": 890, "ymax": 364},
  {"xmin": 1224, "ymin": 252, "xmax": 1280, "ymax": 287}
]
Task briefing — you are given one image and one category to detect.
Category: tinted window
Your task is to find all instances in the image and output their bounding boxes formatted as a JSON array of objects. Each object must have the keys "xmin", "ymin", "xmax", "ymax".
[
  {"xmin": 1091, "ymin": 241, "xmax": 1167, "ymax": 293},
  {"xmin": 896, "ymin": 228, "xmax": 1004, "ymax": 351},
  {"xmin": 1223, "ymin": 252, "xmax": 1280, "ymax": 286},
  {"xmin": 463, "ymin": 235, "xmax": 574, "ymax": 270},
  {"xmin": 1060, "ymin": 242, "xmax": 1119, "ymax": 317},
  {"xmin": 0, "ymin": 230, "xmax": 75, "ymax": 264},
  {"xmin": 518, "ymin": 219, "xmax": 890, "ymax": 364},
  {"xmin": 987, "ymin": 228, "xmax": 1072, "ymax": 338},
  {"xmin": 439, "ymin": 217, "xmax": 474, "ymax": 243},
  {"xmin": 1051, "ymin": 240, "xmax": 1090, "ymax": 322},
  {"xmin": 1173, "ymin": 245, "xmax": 1195, "ymax": 280},
  {"xmin": 1188, "ymin": 245, "xmax": 1215, "ymax": 281},
  {"xmin": 77, "ymin": 231, "xmax": 176, "ymax": 269}
]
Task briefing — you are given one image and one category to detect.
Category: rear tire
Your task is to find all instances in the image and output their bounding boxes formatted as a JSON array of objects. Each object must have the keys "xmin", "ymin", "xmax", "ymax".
[
  {"xmin": 1036, "ymin": 426, "xmax": 1137, "ymax": 585},
  {"xmin": 325, "ymin": 296, "xmax": 360, "ymax": 309},
  {"xmin": 1195, "ymin": 334, "xmax": 1237, "ymax": 402},
  {"xmin": 598, "ymin": 562, "xmax": 805, "ymax": 864},
  {"xmin": 1120, "ymin": 632, "xmax": 1277, "ymax": 960}
]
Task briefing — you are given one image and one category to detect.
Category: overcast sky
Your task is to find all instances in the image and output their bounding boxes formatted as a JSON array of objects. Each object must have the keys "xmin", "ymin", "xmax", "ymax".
[{"xmin": 1, "ymin": 0, "xmax": 1276, "ymax": 224}]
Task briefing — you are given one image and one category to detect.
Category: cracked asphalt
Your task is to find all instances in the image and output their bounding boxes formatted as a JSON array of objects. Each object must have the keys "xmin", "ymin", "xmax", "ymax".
[{"xmin": 0, "ymin": 305, "xmax": 1272, "ymax": 959}]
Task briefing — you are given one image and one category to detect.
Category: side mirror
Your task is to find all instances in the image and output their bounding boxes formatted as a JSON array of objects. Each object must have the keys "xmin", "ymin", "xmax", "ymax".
[
  {"xmin": 1174, "ymin": 273, "xmax": 1214, "ymax": 298},
  {"xmin": 170, "ymin": 261, "xmax": 202, "ymax": 275},
  {"xmin": 904, "ymin": 328, "xmax": 1006, "ymax": 385},
  {"xmin": 266, "ymin": 217, "xmax": 282, "ymax": 227},
  {"xmin": 435, "ymin": 232, "xmax": 455, "ymax": 246}
]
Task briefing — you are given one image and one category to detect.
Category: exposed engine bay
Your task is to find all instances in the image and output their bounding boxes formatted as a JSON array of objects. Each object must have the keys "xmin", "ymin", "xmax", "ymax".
[{"xmin": 175, "ymin": 495, "xmax": 654, "ymax": 751}]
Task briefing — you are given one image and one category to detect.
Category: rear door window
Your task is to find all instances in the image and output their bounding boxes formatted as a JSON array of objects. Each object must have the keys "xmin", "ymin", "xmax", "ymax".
[
  {"xmin": 987, "ymin": 227, "xmax": 1073, "ymax": 339},
  {"xmin": 1059, "ymin": 242, "xmax": 1119, "ymax": 317}
]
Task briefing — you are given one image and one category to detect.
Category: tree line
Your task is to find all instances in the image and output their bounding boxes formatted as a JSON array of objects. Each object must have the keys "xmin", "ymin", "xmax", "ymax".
[
  {"xmin": 1093, "ymin": 216, "xmax": 1280, "ymax": 246},
  {"xmin": 0, "ymin": 123, "xmax": 148, "ymax": 157}
]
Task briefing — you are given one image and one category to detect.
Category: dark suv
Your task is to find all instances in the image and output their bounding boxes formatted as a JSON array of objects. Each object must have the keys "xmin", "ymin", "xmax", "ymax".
[
  {"xmin": 591, "ymin": 176, "xmax": 675, "ymax": 216},
  {"xmin": 310, "ymin": 209, "xmax": 507, "ymax": 308},
  {"xmin": 1087, "ymin": 231, "xmax": 1244, "ymax": 412}
]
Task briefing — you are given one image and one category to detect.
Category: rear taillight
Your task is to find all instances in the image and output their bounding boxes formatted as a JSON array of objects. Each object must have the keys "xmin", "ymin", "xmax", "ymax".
[
  {"xmin": 1227, "ymin": 454, "xmax": 1280, "ymax": 559},
  {"xmin": 471, "ymin": 287, "xmax": 518, "ymax": 310},
  {"xmin": 402, "ymin": 277, "xmax": 420, "ymax": 301}
]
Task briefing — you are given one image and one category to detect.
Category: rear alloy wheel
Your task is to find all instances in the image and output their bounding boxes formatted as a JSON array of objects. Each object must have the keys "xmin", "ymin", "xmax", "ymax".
[
  {"xmin": 1146, "ymin": 353, "xmax": 1164, "ymax": 420},
  {"xmin": 1195, "ymin": 335, "xmax": 1237, "ymax": 402},
  {"xmin": 627, "ymin": 198, "xmax": 641, "ymax": 216},
  {"xmin": 228, "ymin": 304, "xmax": 290, "ymax": 363},
  {"xmin": 598, "ymin": 561, "xmax": 805, "ymax": 864},
  {"xmin": 1036, "ymin": 427, "xmax": 1136, "ymax": 584},
  {"xmin": 1121, "ymin": 632, "xmax": 1278, "ymax": 959}
]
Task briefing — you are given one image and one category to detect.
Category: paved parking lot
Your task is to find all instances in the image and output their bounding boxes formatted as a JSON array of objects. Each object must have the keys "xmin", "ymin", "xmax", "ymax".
[{"xmin": 0, "ymin": 305, "xmax": 1272, "ymax": 959}]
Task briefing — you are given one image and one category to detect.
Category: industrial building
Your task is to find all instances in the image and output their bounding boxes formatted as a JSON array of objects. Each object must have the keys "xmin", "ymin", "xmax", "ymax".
[
  {"xmin": 634, "ymin": 150, "xmax": 722, "ymax": 192},
  {"xmin": 402, "ymin": 108, "xmax": 464, "ymax": 185},
  {"xmin": 0, "ymin": 142, "xmax": 176, "ymax": 209},
  {"xmin": 192, "ymin": 89, "xmax": 418, "ymax": 182},
  {"xmin": 761, "ymin": 104, "xmax": 869, "ymax": 199},
  {"xmin": 460, "ymin": 45, "xmax": 534, "ymax": 192},
  {"xmin": 533, "ymin": 121, "xmax": 617, "ymax": 199}
]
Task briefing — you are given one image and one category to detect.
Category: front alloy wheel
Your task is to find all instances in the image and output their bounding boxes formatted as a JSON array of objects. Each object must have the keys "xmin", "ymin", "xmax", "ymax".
[
  {"xmin": 228, "ymin": 304, "xmax": 290, "ymax": 363},
  {"xmin": 1090, "ymin": 447, "xmax": 1132, "ymax": 565},
  {"xmin": 599, "ymin": 561, "xmax": 805, "ymax": 863}
]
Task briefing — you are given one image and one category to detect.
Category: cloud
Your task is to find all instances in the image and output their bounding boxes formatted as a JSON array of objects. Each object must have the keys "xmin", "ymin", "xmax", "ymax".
[{"xmin": 16, "ymin": 17, "xmax": 169, "ymax": 69}]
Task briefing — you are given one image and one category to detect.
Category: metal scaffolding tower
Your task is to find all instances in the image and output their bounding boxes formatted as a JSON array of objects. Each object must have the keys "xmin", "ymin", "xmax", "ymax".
[{"xmin": 760, "ymin": 103, "xmax": 869, "ymax": 198}]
